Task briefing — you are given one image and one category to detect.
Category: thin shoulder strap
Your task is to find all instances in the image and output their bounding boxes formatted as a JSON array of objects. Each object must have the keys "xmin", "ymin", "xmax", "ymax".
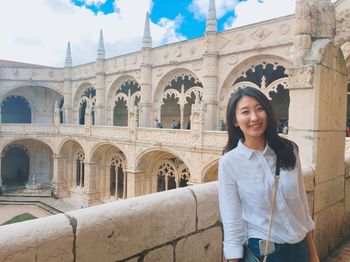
[{"xmin": 262, "ymin": 156, "xmax": 280, "ymax": 262}]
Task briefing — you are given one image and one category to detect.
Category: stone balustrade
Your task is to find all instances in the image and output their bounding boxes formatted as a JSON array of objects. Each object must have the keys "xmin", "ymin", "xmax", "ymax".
[
  {"xmin": 0, "ymin": 168, "xmax": 319, "ymax": 262},
  {"xmin": 0, "ymin": 182, "xmax": 222, "ymax": 262}
]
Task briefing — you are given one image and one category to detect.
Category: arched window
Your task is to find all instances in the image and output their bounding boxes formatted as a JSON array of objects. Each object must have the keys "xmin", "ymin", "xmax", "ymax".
[
  {"xmin": 113, "ymin": 80, "xmax": 140, "ymax": 126},
  {"xmin": 160, "ymin": 74, "xmax": 203, "ymax": 129},
  {"xmin": 76, "ymin": 151, "xmax": 85, "ymax": 187},
  {"xmin": 156, "ymin": 159, "xmax": 190, "ymax": 192},
  {"xmin": 79, "ymin": 88, "xmax": 96, "ymax": 125},
  {"xmin": 232, "ymin": 62, "xmax": 289, "ymax": 132},
  {"xmin": 110, "ymin": 154, "xmax": 126, "ymax": 199}
]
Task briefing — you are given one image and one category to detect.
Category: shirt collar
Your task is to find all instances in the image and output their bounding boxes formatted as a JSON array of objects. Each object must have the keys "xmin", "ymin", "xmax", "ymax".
[{"xmin": 237, "ymin": 139, "xmax": 274, "ymax": 159}]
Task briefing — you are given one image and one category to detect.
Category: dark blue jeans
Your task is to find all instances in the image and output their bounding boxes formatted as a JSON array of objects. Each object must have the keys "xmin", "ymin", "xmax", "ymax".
[{"xmin": 247, "ymin": 237, "xmax": 310, "ymax": 262}]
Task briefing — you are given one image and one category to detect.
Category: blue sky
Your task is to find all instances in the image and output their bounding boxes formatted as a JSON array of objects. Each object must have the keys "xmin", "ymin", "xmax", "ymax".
[
  {"xmin": 71, "ymin": 0, "xmax": 246, "ymax": 40},
  {"xmin": 0, "ymin": 0, "xmax": 295, "ymax": 67}
]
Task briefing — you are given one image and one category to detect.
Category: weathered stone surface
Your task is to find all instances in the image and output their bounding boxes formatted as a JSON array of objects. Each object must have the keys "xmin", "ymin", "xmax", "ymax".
[
  {"xmin": 0, "ymin": 214, "xmax": 73, "ymax": 262},
  {"xmin": 314, "ymin": 202, "xmax": 346, "ymax": 259},
  {"xmin": 70, "ymin": 187, "xmax": 196, "ymax": 261},
  {"xmin": 314, "ymin": 176, "xmax": 344, "ymax": 213},
  {"xmin": 175, "ymin": 226, "xmax": 222, "ymax": 262},
  {"xmin": 144, "ymin": 245, "xmax": 173, "ymax": 262},
  {"xmin": 187, "ymin": 182, "xmax": 219, "ymax": 230},
  {"xmin": 301, "ymin": 164, "xmax": 315, "ymax": 192}
]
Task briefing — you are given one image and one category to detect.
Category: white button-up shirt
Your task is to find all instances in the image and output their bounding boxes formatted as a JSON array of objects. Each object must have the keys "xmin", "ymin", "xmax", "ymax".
[{"xmin": 218, "ymin": 140, "xmax": 315, "ymax": 259}]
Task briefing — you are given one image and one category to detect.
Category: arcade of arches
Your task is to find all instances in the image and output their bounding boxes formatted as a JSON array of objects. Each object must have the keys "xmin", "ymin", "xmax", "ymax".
[
  {"xmin": 0, "ymin": 61, "xmax": 291, "ymax": 202},
  {"xmin": 1, "ymin": 0, "xmax": 350, "ymax": 257}
]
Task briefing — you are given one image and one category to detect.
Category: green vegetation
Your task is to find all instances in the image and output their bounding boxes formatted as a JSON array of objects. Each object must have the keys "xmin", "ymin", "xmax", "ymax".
[{"xmin": 2, "ymin": 213, "xmax": 38, "ymax": 225}]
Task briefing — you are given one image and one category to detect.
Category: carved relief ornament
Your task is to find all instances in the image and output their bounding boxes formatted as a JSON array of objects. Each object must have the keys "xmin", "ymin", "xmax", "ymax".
[{"xmin": 287, "ymin": 66, "xmax": 314, "ymax": 89}]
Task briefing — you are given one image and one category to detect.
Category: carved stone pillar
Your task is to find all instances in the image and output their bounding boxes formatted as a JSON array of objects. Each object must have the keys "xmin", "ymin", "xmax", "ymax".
[
  {"xmin": 0, "ymin": 154, "xmax": 3, "ymax": 193},
  {"xmin": 95, "ymin": 59, "xmax": 106, "ymax": 125},
  {"xmin": 139, "ymin": 48, "xmax": 153, "ymax": 127},
  {"xmin": 202, "ymin": 32, "xmax": 218, "ymax": 130},
  {"xmin": 82, "ymin": 161, "xmax": 100, "ymax": 206},
  {"xmin": 126, "ymin": 169, "xmax": 145, "ymax": 198},
  {"xmin": 288, "ymin": 26, "xmax": 347, "ymax": 259},
  {"xmin": 63, "ymin": 67, "xmax": 73, "ymax": 124},
  {"xmin": 51, "ymin": 155, "xmax": 69, "ymax": 199}
]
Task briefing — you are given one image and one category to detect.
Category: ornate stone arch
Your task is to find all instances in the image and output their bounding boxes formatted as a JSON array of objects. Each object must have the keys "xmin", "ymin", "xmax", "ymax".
[
  {"xmin": 1, "ymin": 138, "xmax": 54, "ymax": 156},
  {"xmin": 219, "ymin": 55, "xmax": 292, "ymax": 124},
  {"xmin": 106, "ymin": 75, "xmax": 141, "ymax": 126},
  {"xmin": 57, "ymin": 138, "xmax": 86, "ymax": 158},
  {"xmin": 153, "ymin": 68, "xmax": 203, "ymax": 128}
]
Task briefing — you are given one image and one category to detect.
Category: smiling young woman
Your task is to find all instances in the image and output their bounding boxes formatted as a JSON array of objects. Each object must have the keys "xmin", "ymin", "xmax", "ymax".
[{"xmin": 218, "ymin": 87, "xmax": 319, "ymax": 262}]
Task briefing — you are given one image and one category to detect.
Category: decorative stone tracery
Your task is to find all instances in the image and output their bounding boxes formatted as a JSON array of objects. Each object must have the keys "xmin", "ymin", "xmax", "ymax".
[
  {"xmin": 156, "ymin": 158, "xmax": 190, "ymax": 191},
  {"xmin": 76, "ymin": 151, "xmax": 85, "ymax": 188},
  {"xmin": 110, "ymin": 153, "xmax": 127, "ymax": 199}
]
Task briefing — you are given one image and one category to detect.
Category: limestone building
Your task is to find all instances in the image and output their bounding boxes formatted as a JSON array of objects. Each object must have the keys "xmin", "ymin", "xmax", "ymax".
[{"xmin": 1, "ymin": 0, "xmax": 350, "ymax": 258}]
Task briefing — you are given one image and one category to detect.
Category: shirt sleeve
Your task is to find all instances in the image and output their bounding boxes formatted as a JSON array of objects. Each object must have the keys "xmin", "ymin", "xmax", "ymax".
[
  {"xmin": 295, "ymin": 150, "xmax": 315, "ymax": 231},
  {"xmin": 218, "ymin": 156, "xmax": 246, "ymax": 259}
]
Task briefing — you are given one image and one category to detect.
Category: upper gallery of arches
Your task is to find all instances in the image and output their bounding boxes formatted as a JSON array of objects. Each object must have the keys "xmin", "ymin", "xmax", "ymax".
[
  {"xmin": 154, "ymin": 69, "xmax": 203, "ymax": 128},
  {"xmin": 106, "ymin": 76, "xmax": 140, "ymax": 126},
  {"xmin": 0, "ymin": 85, "xmax": 63, "ymax": 124},
  {"xmin": 219, "ymin": 56, "xmax": 291, "ymax": 124}
]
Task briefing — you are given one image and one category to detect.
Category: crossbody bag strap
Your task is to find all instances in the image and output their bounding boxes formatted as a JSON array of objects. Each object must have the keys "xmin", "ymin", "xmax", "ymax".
[{"xmin": 262, "ymin": 156, "xmax": 280, "ymax": 262}]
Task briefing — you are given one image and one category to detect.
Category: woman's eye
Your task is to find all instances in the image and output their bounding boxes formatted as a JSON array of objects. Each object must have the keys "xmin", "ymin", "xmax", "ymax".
[
  {"xmin": 257, "ymin": 107, "xmax": 264, "ymax": 112},
  {"xmin": 241, "ymin": 111, "xmax": 248, "ymax": 115}
]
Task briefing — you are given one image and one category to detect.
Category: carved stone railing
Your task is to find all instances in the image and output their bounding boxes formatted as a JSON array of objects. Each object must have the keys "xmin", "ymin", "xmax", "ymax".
[
  {"xmin": 0, "ymin": 182, "xmax": 222, "ymax": 262},
  {"xmin": 0, "ymin": 124, "xmax": 227, "ymax": 152},
  {"xmin": 0, "ymin": 160, "xmax": 321, "ymax": 262}
]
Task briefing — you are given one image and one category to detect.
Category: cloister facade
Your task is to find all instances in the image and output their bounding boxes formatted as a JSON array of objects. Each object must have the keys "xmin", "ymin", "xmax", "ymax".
[{"xmin": 1, "ymin": 0, "xmax": 350, "ymax": 257}]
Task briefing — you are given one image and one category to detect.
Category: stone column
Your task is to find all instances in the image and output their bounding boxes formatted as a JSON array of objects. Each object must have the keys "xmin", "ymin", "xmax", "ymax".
[
  {"xmin": 0, "ymin": 155, "xmax": 3, "ymax": 194},
  {"xmin": 288, "ymin": 36, "xmax": 347, "ymax": 259},
  {"xmin": 95, "ymin": 59, "xmax": 106, "ymax": 125},
  {"xmin": 63, "ymin": 67, "xmax": 73, "ymax": 124},
  {"xmin": 126, "ymin": 169, "xmax": 145, "ymax": 198},
  {"xmin": 51, "ymin": 155, "xmax": 69, "ymax": 199},
  {"xmin": 202, "ymin": 32, "xmax": 218, "ymax": 130},
  {"xmin": 82, "ymin": 161, "xmax": 100, "ymax": 206},
  {"xmin": 139, "ymin": 48, "xmax": 153, "ymax": 127}
]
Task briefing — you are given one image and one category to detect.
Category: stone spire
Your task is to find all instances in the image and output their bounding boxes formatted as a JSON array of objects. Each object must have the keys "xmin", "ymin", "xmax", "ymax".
[
  {"xmin": 65, "ymin": 42, "xmax": 72, "ymax": 67},
  {"xmin": 206, "ymin": 0, "xmax": 217, "ymax": 32},
  {"xmin": 97, "ymin": 29, "xmax": 105, "ymax": 59},
  {"xmin": 142, "ymin": 12, "xmax": 152, "ymax": 48}
]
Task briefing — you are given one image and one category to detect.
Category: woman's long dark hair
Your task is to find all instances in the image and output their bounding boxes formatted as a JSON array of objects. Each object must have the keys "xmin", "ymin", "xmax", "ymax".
[{"xmin": 223, "ymin": 86, "xmax": 296, "ymax": 170}]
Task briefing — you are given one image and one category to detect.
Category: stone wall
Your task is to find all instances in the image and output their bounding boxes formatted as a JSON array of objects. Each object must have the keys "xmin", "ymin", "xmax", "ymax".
[
  {"xmin": 0, "ymin": 170, "xmax": 320, "ymax": 262},
  {"xmin": 0, "ymin": 182, "xmax": 222, "ymax": 262}
]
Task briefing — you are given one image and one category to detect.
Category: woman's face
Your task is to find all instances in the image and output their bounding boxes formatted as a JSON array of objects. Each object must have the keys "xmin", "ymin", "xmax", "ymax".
[{"xmin": 234, "ymin": 95, "xmax": 267, "ymax": 143}]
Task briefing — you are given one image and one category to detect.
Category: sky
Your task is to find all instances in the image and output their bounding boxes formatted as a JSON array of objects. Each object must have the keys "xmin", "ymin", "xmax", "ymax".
[{"xmin": 0, "ymin": 0, "xmax": 296, "ymax": 67}]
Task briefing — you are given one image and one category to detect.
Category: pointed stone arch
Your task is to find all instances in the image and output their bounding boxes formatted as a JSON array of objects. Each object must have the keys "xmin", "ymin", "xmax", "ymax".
[
  {"xmin": 73, "ymin": 82, "xmax": 96, "ymax": 125},
  {"xmin": 57, "ymin": 139, "xmax": 86, "ymax": 196},
  {"xmin": 154, "ymin": 68, "xmax": 203, "ymax": 129},
  {"xmin": 90, "ymin": 143, "xmax": 128, "ymax": 201},
  {"xmin": 1, "ymin": 139, "xmax": 53, "ymax": 191},
  {"xmin": 106, "ymin": 76, "xmax": 141, "ymax": 126},
  {"xmin": 1, "ymin": 85, "xmax": 63, "ymax": 124}
]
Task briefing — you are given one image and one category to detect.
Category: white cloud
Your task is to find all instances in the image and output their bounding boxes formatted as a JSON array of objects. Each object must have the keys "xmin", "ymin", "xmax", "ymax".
[
  {"xmin": 0, "ymin": 0, "xmax": 184, "ymax": 67},
  {"xmin": 228, "ymin": 0, "xmax": 296, "ymax": 29},
  {"xmin": 84, "ymin": 0, "xmax": 107, "ymax": 6},
  {"xmin": 189, "ymin": 0, "xmax": 239, "ymax": 20},
  {"xmin": 157, "ymin": 14, "xmax": 186, "ymax": 45}
]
